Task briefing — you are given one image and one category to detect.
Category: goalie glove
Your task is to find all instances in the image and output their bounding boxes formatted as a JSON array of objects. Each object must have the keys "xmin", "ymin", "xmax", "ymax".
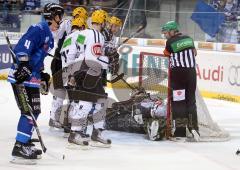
[
  {"xmin": 66, "ymin": 75, "xmax": 76, "ymax": 89},
  {"xmin": 14, "ymin": 61, "xmax": 32, "ymax": 84},
  {"xmin": 40, "ymin": 72, "xmax": 50, "ymax": 95}
]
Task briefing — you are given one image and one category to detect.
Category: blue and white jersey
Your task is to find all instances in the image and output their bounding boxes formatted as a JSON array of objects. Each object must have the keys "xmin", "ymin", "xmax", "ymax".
[{"xmin": 8, "ymin": 21, "xmax": 54, "ymax": 88}]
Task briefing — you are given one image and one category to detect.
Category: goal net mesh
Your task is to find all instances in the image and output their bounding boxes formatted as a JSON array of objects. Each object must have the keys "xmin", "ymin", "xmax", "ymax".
[{"xmin": 139, "ymin": 52, "xmax": 230, "ymax": 142}]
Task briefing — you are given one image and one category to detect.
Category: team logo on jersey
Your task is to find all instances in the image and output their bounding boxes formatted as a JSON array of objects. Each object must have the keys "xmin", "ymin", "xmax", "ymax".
[
  {"xmin": 173, "ymin": 89, "xmax": 185, "ymax": 101},
  {"xmin": 91, "ymin": 43, "xmax": 102, "ymax": 57}
]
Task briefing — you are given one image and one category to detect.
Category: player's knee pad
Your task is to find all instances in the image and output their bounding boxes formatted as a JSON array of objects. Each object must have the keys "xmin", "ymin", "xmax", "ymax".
[
  {"xmin": 51, "ymin": 96, "xmax": 64, "ymax": 111},
  {"xmin": 52, "ymin": 89, "xmax": 66, "ymax": 100},
  {"xmin": 92, "ymin": 102, "xmax": 106, "ymax": 128},
  {"xmin": 17, "ymin": 87, "xmax": 41, "ymax": 115},
  {"xmin": 70, "ymin": 100, "xmax": 93, "ymax": 127}
]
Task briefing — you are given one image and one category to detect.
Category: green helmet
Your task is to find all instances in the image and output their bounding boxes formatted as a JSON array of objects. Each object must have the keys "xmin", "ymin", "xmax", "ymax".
[{"xmin": 161, "ymin": 21, "xmax": 179, "ymax": 32}]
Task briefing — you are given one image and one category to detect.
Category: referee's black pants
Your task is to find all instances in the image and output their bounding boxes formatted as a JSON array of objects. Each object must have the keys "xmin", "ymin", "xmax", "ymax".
[{"xmin": 170, "ymin": 67, "xmax": 198, "ymax": 137}]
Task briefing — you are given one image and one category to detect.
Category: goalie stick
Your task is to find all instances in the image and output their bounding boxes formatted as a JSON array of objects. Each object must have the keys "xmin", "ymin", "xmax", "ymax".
[{"xmin": 4, "ymin": 31, "xmax": 65, "ymax": 160}]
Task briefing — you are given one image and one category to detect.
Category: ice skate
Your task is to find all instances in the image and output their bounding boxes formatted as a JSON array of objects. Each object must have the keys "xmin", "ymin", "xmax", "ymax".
[
  {"xmin": 90, "ymin": 128, "xmax": 111, "ymax": 148},
  {"xmin": 49, "ymin": 118, "xmax": 63, "ymax": 129},
  {"xmin": 186, "ymin": 129, "xmax": 201, "ymax": 142},
  {"xmin": 63, "ymin": 124, "xmax": 71, "ymax": 138},
  {"xmin": 27, "ymin": 140, "xmax": 42, "ymax": 159},
  {"xmin": 67, "ymin": 131, "xmax": 90, "ymax": 150},
  {"xmin": 10, "ymin": 141, "xmax": 38, "ymax": 165}
]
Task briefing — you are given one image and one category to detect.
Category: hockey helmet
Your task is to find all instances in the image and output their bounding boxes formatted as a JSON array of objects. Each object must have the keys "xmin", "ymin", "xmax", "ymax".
[
  {"xmin": 72, "ymin": 7, "xmax": 88, "ymax": 20},
  {"xmin": 161, "ymin": 21, "xmax": 179, "ymax": 32},
  {"xmin": 109, "ymin": 16, "xmax": 122, "ymax": 27},
  {"xmin": 43, "ymin": 3, "xmax": 64, "ymax": 21},
  {"xmin": 91, "ymin": 10, "xmax": 108, "ymax": 24},
  {"xmin": 71, "ymin": 17, "xmax": 87, "ymax": 29},
  {"xmin": 99, "ymin": 9, "xmax": 109, "ymax": 22}
]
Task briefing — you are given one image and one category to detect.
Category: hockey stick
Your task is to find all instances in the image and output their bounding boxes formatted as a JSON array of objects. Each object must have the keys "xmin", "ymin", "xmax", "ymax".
[
  {"xmin": 118, "ymin": 0, "xmax": 135, "ymax": 46},
  {"xmin": 117, "ymin": 0, "xmax": 148, "ymax": 46},
  {"xmin": 4, "ymin": 31, "xmax": 47, "ymax": 153},
  {"xmin": 4, "ymin": 32, "xmax": 66, "ymax": 160},
  {"xmin": 116, "ymin": 73, "xmax": 138, "ymax": 91},
  {"xmin": 107, "ymin": 73, "xmax": 124, "ymax": 83},
  {"xmin": 120, "ymin": 20, "xmax": 147, "ymax": 45}
]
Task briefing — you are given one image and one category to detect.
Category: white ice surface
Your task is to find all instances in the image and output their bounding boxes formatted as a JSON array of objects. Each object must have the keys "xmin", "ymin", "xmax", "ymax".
[{"xmin": 0, "ymin": 81, "xmax": 239, "ymax": 170}]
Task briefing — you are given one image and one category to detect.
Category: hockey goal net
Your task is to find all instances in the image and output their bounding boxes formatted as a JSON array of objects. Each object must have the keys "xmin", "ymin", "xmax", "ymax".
[{"xmin": 139, "ymin": 52, "xmax": 230, "ymax": 142}]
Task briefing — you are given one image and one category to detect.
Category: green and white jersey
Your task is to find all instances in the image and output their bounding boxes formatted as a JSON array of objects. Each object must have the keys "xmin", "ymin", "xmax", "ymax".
[
  {"xmin": 61, "ymin": 28, "xmax": 107, "ymax": 69},
  {"xmin": 60, "ymin": 30, "xmax": 84, "ymax": 68}
]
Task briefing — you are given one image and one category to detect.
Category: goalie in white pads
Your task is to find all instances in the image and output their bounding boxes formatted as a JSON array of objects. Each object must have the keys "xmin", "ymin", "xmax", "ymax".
[{"xmin": 61, "ymin": 10, "xmax": 111, "ymax": 148}]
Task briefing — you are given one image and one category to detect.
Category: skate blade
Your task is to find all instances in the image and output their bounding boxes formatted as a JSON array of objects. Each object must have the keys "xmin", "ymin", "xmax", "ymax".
[
  {"xmin": 169, "ymin": 137, "xmax": 187, "ymax": 142},
  {"xmin": 63, "ymin": 133, "xmax": 70, "ymax": 138},
  {"xmin": 10, "ymin": 156, "xmax": 37, "ymax": 165},
  {"xmin": 66, "ymin": 143, "xmax": 89, "ymax": 150},
  {"xmin": 49, "ymin": 127, "xmax": 63, "ymax": 131},
  {"xmin": 89, "ymin": 141, "xmax": 111, "ymax": 148},
  {"xmin": 37, "ymin": 155, "xmax": 42, "ymax": 159},
  {"xmin": 186, "ymin": 136, "xmax": 201, "ymax": 142}
]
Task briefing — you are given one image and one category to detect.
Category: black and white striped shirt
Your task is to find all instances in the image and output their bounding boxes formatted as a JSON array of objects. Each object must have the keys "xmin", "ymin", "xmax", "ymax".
[{"xmin": 164, "ymin": 33, "xmax": 196, "ymax": 68}]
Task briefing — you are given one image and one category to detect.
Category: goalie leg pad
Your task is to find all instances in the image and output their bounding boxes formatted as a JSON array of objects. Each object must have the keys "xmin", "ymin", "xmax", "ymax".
[{"xmin": 147, "ymin": 120, "xmax": 160, "ymax": 141}]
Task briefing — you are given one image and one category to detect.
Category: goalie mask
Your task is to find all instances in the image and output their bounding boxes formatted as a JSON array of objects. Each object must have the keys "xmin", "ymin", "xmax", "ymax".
[{"xmin": 150, "ymin": 99, "xmax": 167, "ymax": 118}]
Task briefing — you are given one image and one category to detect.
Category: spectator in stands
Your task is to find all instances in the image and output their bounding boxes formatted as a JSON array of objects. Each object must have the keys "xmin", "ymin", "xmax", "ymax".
[
  {"xmin": 41, "ymin": 0, "xmax": 59, "ymax": 9},
  {"xmin": 209, "ymin": 0, "xmax": 239, "ymax": 43},
  {"xmin": 22, "ymin": 0, "xmax": 40, "ymax": 11}
]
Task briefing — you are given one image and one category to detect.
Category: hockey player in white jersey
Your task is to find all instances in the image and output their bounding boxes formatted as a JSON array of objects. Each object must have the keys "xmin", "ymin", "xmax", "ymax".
[
  {"xmin": 102, "ymin": 16, "xmax": 122, "ymax": 75},
  {"xmin": 61, "ymin": 9, "xmax": 111, "ymax": 148},
  {"xmin": 49, "ymin": 7, "xmax": 88, "ymax": 130}
]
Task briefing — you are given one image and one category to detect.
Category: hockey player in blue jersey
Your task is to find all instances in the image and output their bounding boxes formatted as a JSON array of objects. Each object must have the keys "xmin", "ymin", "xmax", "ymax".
[{"xmin": 7, "ymin": 3, "xmax": 64, "ymax": 165}]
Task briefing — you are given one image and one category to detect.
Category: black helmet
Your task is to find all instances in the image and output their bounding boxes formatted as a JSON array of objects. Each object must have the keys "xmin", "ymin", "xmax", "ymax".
[{"xmin": 43, "ymin": 3, "xmax": 64, "ymax": 20}]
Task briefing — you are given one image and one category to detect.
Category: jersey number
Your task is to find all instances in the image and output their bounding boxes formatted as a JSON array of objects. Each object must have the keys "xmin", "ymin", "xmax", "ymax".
[{"xmin": 24, "ymin": 40, "xmax": 31, "ymax": 49}]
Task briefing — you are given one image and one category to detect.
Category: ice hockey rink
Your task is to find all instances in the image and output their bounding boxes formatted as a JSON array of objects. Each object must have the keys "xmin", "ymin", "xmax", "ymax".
[{"xmin": 0, "ymin": 80, "xmax": 239, "ymax": 170}]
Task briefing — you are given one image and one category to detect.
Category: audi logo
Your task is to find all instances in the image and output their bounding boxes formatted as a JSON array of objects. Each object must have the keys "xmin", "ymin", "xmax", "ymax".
[{"xmin": 228, "ymin": 65, "xmax": 240, "ymax": 86}]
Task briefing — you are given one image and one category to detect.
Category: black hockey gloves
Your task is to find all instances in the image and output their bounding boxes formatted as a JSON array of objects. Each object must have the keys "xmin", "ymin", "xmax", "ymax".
[
  {"xmin": 40, "ymin": 72, "xmax": 50, "ymax": 95},
  {"xmin": 109, "ymin": 50, "xmax": 120, "ymax": 75},
  {"xmin": 14, "ymin": 61, "xmax": 32, "ymax": 84}
]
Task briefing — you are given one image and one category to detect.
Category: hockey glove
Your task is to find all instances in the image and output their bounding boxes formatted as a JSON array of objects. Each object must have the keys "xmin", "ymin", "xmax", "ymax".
[
  {"xmin": 109, "ymin": 51, "xmax": 120, "ymax": 75},
  {"xmin": 40, "ymin": 72, "xmax": 50, "ymax": 95},
  {"xmin": 66, "ymin": 75, "xmax": 76, "ymax": 89},
  {"xmin": 14, "ymin": 61, "xmax": 32, "ymax": 84}
]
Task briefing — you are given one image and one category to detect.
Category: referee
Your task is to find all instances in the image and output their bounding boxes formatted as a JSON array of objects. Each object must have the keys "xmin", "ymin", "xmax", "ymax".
[{"xmin": 162, "ymin": 21, "xmax": 199, "ymax": 139}]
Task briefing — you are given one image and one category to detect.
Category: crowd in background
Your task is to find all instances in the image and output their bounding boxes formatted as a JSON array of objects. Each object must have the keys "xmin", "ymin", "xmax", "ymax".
[
  {"xmin": 0, "ymin": 0, "xmax": 240, "ymax": 43},
  {"xmin": 208, "ymin": 0, "xmax": 240, "ymax": 43}
]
